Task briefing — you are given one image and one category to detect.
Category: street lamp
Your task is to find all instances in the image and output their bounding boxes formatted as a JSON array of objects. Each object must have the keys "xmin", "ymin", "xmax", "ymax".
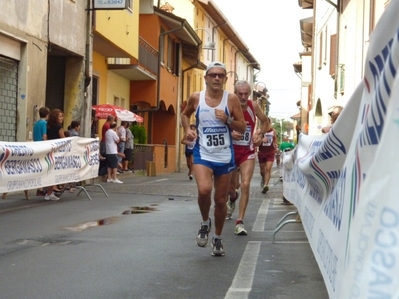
[
  {"xmin": 194, "ymin": 28, "xmax": 215, "ymax": 51},
  {"xmin": 253, "ymin": 81, "xmax": 269, "ymax": 115},
  {"xmin": 254, "ymin": 81, "xmax": 268, "ymax": 94}
]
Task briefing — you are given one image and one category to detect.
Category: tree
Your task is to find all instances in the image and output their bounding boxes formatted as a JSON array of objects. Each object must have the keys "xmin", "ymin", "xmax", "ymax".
[
  {"xmin": 270, "ymin": 118, "xmax": 291, "ymax": 145},
  {"xmin": 130, "ymin": 124, "xmax": 147, "ymax": 144}
]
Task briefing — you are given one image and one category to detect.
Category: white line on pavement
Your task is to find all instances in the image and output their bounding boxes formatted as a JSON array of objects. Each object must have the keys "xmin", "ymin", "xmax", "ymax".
[
  {"xmin": 252, "ymin": 199, "xmax": 269, "ymax": 232},
  {"xmin": 225, "ymin": 241, "xmax": 261, "ymax": 299}
]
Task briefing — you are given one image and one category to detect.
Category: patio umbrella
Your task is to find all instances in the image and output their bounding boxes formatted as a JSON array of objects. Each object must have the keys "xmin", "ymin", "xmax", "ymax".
[{"xmin": 92, "ymin": 104, "xmax": 143, "ymax": 122}]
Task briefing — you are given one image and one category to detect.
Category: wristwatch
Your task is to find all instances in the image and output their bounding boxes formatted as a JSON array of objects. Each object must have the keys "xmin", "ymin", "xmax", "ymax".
[{"xmin": 226, "ymin": 116, "xmax": 233, "ymax": 125}]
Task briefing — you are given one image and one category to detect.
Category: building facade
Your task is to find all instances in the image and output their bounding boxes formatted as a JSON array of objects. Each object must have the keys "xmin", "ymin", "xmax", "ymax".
[{"xmin": 296, "ymin": 0, "xmax": 390, "ymax": 135}]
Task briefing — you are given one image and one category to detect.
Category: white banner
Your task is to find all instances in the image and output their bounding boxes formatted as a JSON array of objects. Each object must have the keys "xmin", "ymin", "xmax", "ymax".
[
  {"xmin": 0, "ymin": 137, "xmax": 100, "ymax": 193},
  {"xmin": 283, "ymin": 1, "xmax": 399, "ymax": 298}
]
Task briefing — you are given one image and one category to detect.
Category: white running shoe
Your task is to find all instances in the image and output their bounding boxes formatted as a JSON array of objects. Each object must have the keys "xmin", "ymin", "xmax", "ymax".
[
  {"xmin": 226, "ymin": 200, "xmax": 235, "ymax": 219},
  {"xmin": 235, "ymin": 222, "xmax": 247, "ymax": 235},
  {"xmin": 113, "ymin": 179, "xmax": 123, "ymax": 184},
  {"xmin": 106, "ymin": 178, "xmax": 114, "ymax": 183},
  {"xmin": 211, "ymin": 237, "xmax": 225, "ymax": 256},
  {"xmin": 44, "ymin": 193, "xmax": 59, "ymax": 201},
  {"xmin": 196, "ymin": 219, "xmax": 211, "ymax": 247}
]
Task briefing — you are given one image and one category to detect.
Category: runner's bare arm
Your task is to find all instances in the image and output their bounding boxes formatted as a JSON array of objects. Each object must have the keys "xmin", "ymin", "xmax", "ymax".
[
  {"xmin": 181, "ymin": 93, "xmax": 199, "ymax": 141},
  {"xmin": 227, "ymin": 93, "xmax": 246, "ymax": 134},
  {"xmin": 253, "ymin": 101, "xmax": 270, "ymax": 135}
]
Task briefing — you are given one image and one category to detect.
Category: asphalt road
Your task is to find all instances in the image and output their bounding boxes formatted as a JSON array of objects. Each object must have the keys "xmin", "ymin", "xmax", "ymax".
[{"xmin": 0, "ymin": 164, "xmax": 328, "ymax": 299}]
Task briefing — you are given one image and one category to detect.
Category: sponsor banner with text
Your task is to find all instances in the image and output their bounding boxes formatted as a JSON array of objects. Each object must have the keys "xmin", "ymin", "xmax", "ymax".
[
  {"xmin": 0, "ymin": 137, "xmax": 99, "ymax": 193},
  {"xmin": 283, "ymin": 1, "xmax": 399, "ymax": 297}
]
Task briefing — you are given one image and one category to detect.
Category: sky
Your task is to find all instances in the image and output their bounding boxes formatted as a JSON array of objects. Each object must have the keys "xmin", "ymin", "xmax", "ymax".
[{"xmin": 212, "ymin": 0, "xmax": 312, "ymax": 120}]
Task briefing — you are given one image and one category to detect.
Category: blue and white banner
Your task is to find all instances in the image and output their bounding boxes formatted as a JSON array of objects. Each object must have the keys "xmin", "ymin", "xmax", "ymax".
[
  {"xmin": 0, "ymin": 137, "xmax": 100, "ymax": 193},
  {"xmin": 283, "ymin": 1, "xmax": 399, "ymax": 298}
]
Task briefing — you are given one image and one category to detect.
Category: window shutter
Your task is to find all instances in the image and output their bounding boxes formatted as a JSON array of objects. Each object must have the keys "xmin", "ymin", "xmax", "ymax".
[{"xmin": 330, "ymin": 34, "xmax": 337, "ymax": 76}]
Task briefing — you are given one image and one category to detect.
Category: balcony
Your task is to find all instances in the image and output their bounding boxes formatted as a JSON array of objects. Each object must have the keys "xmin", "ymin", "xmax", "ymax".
[{"xmin": 108, "ymin": 37, "xmax": 158, "ymax": 81}]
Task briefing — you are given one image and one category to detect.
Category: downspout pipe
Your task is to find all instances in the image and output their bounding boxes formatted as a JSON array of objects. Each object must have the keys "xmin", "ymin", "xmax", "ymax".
[
  {"xmin": 211, "ymin": 23, "xmax": 226, "ymax": 61},
  {"xmin": 133, "ymin": 23, "xmax": 185, "ymax": 113},
  {"xmin": 82, "ymin": 0, "xmax": 93, "ymax": 137},
  {"xmin": 85, "ymin": 0, "xmax": 92, "ymax": 88},
  {"xmin": 325, "ymin": 0, "xmax": 338, "ymax": 10}
]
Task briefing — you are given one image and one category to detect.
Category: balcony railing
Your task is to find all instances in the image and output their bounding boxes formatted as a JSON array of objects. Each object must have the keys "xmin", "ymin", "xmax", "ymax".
[
  {"xmin": 138, "ymin": 37, "xmax": 158, "ymax": 76},
  {"xmin": 107, "ymin": 37, "xmax": 158, "ymax": 77}
]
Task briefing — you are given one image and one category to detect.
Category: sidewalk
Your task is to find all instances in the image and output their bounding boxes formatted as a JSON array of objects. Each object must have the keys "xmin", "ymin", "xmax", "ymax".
[
  {"xmin": 0, "ymin": 163, "xmax": 287, "ymax": 211},
  {"xmin": 0, "ymin": 170, "xmax": 138, "ymax": 212}
]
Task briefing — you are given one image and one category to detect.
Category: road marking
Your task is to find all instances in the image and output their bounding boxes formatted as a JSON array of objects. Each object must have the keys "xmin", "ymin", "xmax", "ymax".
[
  {"xmin": 252, "ymin": 199, "xmax": 269, "ymax": 232},
  {"xmin": 140, "ymin": 178, "xmax": 169, "ymax": 184},
  {"xmin": 225, "ymin": 241, "xmax": 261, "ymax": 299}
]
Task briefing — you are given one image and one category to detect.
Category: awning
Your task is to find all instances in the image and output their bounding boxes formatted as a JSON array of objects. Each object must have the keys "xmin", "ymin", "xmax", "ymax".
[{"xmin": 290, "ymin": 113, "xmax": 301, "ymax": 120}]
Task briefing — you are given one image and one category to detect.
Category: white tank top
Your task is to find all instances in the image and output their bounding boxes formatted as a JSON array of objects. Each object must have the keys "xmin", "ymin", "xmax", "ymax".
[{"xmin": 194, "ymin": 90, "xmax": 233, "ymax": 163}]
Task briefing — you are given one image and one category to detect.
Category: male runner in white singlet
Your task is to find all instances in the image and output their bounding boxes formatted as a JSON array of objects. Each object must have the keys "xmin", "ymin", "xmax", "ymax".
[{"xmin": 181, "ymin": 62, "xmax": 246, "ymax": 256}]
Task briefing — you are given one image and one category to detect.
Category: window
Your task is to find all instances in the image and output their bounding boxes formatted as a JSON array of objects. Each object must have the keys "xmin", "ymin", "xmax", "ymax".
[
  {"xmin": 114, "ymin": 96, "xmax": 120, "ymax": 107},
  {"xmin": 92, "ymin": 76, "xmax": 99, "ymax": 106},
  {"xmin": 174, "ymin": 42, "xmax": 180, "ymax": 76},
  {"xmin": 160, "ymin": 27, "xmax": 165, "ymax": 65},
  {"xmin": 167, "ymin": 36, "xmax": 174, "ymax": 71}
]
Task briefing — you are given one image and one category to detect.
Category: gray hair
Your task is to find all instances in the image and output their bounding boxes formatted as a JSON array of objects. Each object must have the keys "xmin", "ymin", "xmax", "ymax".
[{"xmin": 234, "ymin": 80, "xmax": 251, "ymax": 92}]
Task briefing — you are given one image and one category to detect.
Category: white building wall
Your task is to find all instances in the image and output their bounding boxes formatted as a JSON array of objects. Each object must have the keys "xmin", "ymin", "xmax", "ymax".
[
  {"xmin": 338, "ymin": 0, "xmax": 387, "ymax": 107},
  {"xmin": 309, "ymin": 0, "xmax": 337, "ymax": 135}
]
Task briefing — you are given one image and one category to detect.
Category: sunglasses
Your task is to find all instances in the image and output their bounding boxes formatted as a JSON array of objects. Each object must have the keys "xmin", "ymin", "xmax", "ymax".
[{"xmin": 207, "ymin": 73, "xmax": 226, "ymax": 79}]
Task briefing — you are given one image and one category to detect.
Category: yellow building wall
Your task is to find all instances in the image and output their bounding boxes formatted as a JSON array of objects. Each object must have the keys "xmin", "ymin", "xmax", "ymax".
[
  {"xmin": 107, "ymin": 72, "xmax": 130, "ymax": 109},
  {"xmin": 93, "ymin": 51, "xmax": 108, "ymax": 105},
  {"xmin": 95, "ymin": 2, "xmax": 140, "ymax": 57},
  {"xmin": 93, "ymin": 51, "xmax": 109, "ymax": 131}
]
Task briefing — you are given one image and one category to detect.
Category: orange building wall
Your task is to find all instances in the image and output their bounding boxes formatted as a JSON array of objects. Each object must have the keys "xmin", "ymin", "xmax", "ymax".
[
  {"xmin": 159, "ymin": 68, "xmax": 178, "ymax": 109},
  {"xmin": 152, "ymin": 110, "xmax": 177, "ymax": 145},
  {"xmin": 130, "ymin": 81, "xmax": 157, "ymax": 107},
  {"xmin": 131, "ymin": 14, "xmax": 181, "ymax": 149},
  {"xmin": 139, "ymin": 15, "xmax": 160, "ymax": 46}
]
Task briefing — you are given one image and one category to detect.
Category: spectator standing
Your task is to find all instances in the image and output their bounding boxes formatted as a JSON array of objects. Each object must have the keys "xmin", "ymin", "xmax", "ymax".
[
  {"xmin": 279, "ymin": 135, "xmax": 295, "ymax": 204},
  {"xmin": 100, "ymin": 115, "xmax": 115, "ymax": 155},
  {"xmin": 279, "ymin": 135, "xmax": 295, "ymax": 152},
  {"xmin": 226, "ymin": 80, "xmax": 270, "ymax": 236},
  {"xmin": 64, "ymin": 127, "xmax": 79, "ymax": 192},
  {"xmin": 258, "ymin": 123, "xmax": 278, "ymax": 194},
  {"xmin": 32, "ymin": 107, "xmax": 50, "ymax": 197},
  {"xmin": 181, "ymin": 124, "xmax": 197, "ymax": 180},
  {"xmin": 33, "ymin": 107, "xmax": 50, "ymax": 142},
  {"xmin": 116, "ymin": 121, "xmax": 127, "ymax": 172},
  {"xmin": 181, "ymin": 61, "xmax": 246, "ymax": 256},
  {"xmin": 122, "ymin": 123, "xmax": 134, "ymax": 172},
  {"xmin": 91, "ymin": 109, "xmax": 97, "ymax": 138},
  {"xmin": 105, "ymin": 122, "xmax": 123, "ymax": 183},
  {"xmin": 45, "ymin": 108, "xmax": 66, "ymax": 200}
]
